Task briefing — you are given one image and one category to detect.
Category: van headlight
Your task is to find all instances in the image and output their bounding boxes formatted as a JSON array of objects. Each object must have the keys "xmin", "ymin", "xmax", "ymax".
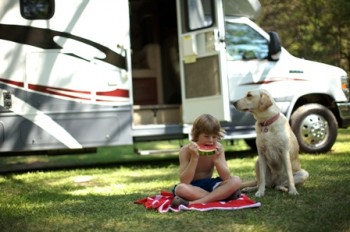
[{"xmin": 341, "ymin": 75, "xmax": 350, "ymax": 100}]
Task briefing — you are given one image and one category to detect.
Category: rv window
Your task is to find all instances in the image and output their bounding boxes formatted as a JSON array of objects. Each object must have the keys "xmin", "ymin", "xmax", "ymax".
[
  {"xmin": 20, "ymin": 0, "xmax": 55, "ymax": 20},
  {"xmin": 186, "ymin": 0, "xmax": 214, "ymax": 31}
]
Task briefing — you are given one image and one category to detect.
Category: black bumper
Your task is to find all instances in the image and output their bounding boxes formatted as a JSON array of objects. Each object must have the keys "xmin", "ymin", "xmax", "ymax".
[{"xmin": 337, "ymin": 102, "xmax": 350, "ymax": 128}]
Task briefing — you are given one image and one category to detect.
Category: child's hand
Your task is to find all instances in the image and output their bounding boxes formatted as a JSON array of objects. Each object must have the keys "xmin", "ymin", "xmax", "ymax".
[
  {"xmin": 215, "ymin": 142, "xmax": 224, "ymax": 154},
  {"xmin": 188, "ymin": 142, "xmax": 200, "ymax": 157},
  {"xmin": 212, "ymin": 143, "xmax": 224, "ymax": 160}
]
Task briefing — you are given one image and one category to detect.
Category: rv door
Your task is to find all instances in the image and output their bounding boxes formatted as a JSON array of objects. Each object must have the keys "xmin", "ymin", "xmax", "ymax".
[{"xmin": 176, "ymin": 0, "xmax": 230, "ymax": 123}]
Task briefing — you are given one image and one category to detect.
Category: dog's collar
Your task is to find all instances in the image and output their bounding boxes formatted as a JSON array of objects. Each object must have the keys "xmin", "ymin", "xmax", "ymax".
[{"xmin": 258, "ymin": 113, "xmax": 280, "ymax": 132}]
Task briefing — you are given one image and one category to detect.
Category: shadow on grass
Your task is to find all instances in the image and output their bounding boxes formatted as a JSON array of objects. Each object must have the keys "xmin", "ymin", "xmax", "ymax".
[
  {"xmin": 0, "ymin": 149, "xmax": 256, "ymax": 175},
  {"xmin": 2, "ymin": 129, "xmax": 350, "ymax": 231},
  {"xmin": 2, "ymin": 164, "xmax": 349, "ymax": 232},
  {"xmin": 1, "ymin": 175, "xmax": 162, "ymax": 231}
]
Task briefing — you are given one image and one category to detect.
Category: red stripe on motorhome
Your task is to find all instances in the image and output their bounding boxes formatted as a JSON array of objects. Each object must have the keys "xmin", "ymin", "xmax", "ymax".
[
  {"xmin": 29, "ymin": 84, "xmax": 91, "ymax": 100},
  {"xmin": 29, "ymin": 84, "xmax": 129, "ymax": 101},
  {"xmin": 96, "ymin": 88, "xmax": 129, "ymax": 98},
  {"xmin": 0, "ymin": 79, "xmax": 130, "ymax": 101},
  {"xmin": 0, "ymin": 78, "xmax": 24, "ymax": 87}
]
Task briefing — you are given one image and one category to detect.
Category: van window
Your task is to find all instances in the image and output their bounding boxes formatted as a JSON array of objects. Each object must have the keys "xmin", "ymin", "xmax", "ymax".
[
  {"xmin": 225, "ymin": 22, "xmax": 268, "ymax": 61},
  {"xmin": 20, "ymin": 0, "xmax": 55, "ymax": 20},
  {"xmin": 186, "ymin": 0, "xmax": 214, "ymax": 31}
]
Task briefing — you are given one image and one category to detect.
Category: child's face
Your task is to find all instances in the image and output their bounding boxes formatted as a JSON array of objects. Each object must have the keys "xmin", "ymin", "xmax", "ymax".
[{"xmin": 197, "ymin": 133, "xmax": 218, "ymax": 146}]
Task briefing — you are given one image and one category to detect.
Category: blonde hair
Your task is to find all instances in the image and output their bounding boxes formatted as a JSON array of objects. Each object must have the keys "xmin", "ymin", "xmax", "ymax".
[{"xmin": 191, "ymin": 114, "xmax": 225, "ymax": 142}]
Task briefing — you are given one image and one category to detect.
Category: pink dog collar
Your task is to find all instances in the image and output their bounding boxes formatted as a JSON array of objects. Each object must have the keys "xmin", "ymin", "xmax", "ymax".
[{"xmin": 258, "ymin": 113, "xmax": 280, "ymax": 132}]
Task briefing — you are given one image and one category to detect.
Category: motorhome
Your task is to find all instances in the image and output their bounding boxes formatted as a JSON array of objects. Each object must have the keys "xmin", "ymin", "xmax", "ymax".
[{"xmin": 0, "ymin": 0, "xmax": 349, "ymax": 155}]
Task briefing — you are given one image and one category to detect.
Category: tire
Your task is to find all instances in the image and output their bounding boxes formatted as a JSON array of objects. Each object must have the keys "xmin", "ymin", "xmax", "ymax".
[{"xmin": 290, "ymin": 103, "xmax": 338, "ymax": 154}]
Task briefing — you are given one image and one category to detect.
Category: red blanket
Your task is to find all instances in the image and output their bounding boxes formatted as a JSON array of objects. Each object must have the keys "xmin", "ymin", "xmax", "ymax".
[{"xmin": 134, "ymin": 191, "xmax": 261, "ymax": 213}]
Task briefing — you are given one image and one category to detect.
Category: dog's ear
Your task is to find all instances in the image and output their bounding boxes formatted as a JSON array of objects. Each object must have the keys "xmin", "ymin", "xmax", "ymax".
[{"xmin": 258, "ymin": 92, "xmax": 272, "ymax": 111}]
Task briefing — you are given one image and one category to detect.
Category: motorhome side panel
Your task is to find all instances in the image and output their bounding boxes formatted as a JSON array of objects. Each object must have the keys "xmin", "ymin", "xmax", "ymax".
[{"xmin": 0, "ymin": 0, "xmax": 133, "ymax": 153}]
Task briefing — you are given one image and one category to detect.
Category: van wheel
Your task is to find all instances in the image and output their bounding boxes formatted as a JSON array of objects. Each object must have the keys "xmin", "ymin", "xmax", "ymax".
[{"xmin": 290, "ymin": 103, "xmax": 338, "ymax": 154}]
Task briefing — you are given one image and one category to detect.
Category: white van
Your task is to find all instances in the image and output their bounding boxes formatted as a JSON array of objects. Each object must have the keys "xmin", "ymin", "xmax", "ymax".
[{"xmin": 0, "ymin": 0, "xmax": 349, "ymax": 155}]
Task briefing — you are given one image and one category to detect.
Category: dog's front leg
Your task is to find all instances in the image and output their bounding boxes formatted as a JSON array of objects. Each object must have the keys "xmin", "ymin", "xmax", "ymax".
[
  {"xmin": 282, "ymin": 152, "xmax": 299, "ymax": 195},
  {"xmin": 255, "ymin": 156, "xmax": 267, "ymax": 197}
]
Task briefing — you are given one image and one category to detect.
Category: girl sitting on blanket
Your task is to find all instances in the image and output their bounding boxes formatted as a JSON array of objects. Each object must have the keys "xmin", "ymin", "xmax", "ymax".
[{"xmin": 171, "ymin": 114, "xmax": 242, "ymax": 207}]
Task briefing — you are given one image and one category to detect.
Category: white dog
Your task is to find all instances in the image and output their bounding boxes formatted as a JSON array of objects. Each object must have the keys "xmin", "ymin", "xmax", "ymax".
[{"xmin": 233, "ymin": 89, "xmax": 309, "ymax": 197}]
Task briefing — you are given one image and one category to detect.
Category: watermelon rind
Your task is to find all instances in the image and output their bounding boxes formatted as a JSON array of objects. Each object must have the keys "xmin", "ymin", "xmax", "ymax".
[{"xmin": 198, "ymin": 146, "xmax": 216, "ymax": 156}]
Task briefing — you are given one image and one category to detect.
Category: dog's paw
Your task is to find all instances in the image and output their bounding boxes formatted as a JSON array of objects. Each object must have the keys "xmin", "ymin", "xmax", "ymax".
[
  {"xmin": 288, "ymin": 189, "xmax": 299, "ymax": 196},
  {"xmin": 241, "ymin": 187, "xmax": 257, "ymax": 193},
  {"xmin": 275, "ymin": 186, "xmax": 288, "ymax": 192},
  {"xmin": 255, "ymin": 191, "xmax": 265, "ymax": 197}
]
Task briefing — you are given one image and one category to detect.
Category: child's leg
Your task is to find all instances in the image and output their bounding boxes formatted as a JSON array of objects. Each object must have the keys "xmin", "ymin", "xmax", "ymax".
[{"xmin": 190, "ymin": 176, "xmax": 241, "ymax": 204}]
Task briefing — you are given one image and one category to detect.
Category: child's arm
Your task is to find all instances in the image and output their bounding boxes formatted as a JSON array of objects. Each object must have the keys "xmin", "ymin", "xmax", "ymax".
[
  {"xmin": 178, "ymin": 144, "xmax": 199, "ymax": 184},
  {"xmin": 213, "ymin": 143, "xmax": 231, "ymax": 180}
]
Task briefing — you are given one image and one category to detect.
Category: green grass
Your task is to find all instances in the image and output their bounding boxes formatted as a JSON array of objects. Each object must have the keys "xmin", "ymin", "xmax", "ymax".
[{"xmin": 0, "ymin": 130, "xmax": 350, "ymax": 232}]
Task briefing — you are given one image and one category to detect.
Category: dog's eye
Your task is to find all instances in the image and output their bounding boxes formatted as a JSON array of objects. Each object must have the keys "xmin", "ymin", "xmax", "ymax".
[{"xmin": 246, "ymin": 93, "xmax": 252, "ymax": 97}]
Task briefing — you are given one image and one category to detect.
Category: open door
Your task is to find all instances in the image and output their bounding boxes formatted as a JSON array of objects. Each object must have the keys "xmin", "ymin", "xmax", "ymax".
[{"xmin": 176, "ymin": 0, "xmax": 230, "ymax": 123}]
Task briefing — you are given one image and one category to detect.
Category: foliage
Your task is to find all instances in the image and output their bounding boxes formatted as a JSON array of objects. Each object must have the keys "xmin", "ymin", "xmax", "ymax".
[{"xmin": 257, "ymin": 0, "xmax": 350, "ymax": 74}]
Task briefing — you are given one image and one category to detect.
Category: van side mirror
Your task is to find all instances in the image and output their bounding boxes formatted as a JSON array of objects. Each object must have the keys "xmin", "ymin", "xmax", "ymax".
[{"xmin": 268, "ymin": 31, "xmax": 281, "ymax": 61}]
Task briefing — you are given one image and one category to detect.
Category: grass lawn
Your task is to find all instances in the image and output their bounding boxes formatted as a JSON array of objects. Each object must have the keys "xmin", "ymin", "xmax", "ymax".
[{"xmin": 0, "ymin": 129, "xmax": 349, "ymax": 232}]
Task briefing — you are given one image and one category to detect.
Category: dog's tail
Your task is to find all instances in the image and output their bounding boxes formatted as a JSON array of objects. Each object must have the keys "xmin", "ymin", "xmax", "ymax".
[{"xmin": 240, "ymin": 180, "xmax": 257, "ymax": 189}]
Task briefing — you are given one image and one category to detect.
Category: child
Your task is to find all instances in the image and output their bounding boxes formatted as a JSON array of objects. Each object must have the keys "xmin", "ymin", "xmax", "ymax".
[{"xmin": 171, "ymin": 114, "xmax": 242, "ymax": 207}]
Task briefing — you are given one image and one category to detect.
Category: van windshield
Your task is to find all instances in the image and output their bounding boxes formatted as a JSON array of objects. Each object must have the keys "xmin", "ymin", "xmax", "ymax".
[{"xmin": 225, "ymin": 21, "xmax": 268, "ymax": 61}]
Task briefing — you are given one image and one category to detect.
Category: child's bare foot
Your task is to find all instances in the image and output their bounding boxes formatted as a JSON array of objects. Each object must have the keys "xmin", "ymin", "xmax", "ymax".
[
  {"xmin": 225, "ymin": 189, "xmax": 241, "ymax": 201},
  {"xmin": 171, "ymin": 196, "xmax": 189, "ymax": 207}
]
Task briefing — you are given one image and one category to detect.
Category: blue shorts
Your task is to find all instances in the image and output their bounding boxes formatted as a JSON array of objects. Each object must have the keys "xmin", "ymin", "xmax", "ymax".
[{"xmin": 172, "ymin": 177, "xmax": 223, "ymax": 196}]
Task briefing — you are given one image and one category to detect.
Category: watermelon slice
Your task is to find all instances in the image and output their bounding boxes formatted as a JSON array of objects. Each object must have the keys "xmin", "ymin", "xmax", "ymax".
[{"xmin": 198, "ymin": 144, "xmax": 216, "ymax": 156}]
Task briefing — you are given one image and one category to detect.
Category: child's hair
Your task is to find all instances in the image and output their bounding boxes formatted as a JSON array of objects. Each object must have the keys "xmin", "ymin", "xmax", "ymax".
[{"xmin": 191, "ymin": 114, "xmax": 225, "ymax": 142}]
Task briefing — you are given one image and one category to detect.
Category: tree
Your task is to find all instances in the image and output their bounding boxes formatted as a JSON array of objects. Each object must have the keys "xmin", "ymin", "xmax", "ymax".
[{"xmin": 257, "ymin": 0, "xmax": 350, "ymax": 74}]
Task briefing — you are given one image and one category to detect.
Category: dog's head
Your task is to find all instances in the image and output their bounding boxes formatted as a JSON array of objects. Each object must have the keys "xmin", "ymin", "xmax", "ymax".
[{"xmin": 233, "ymin": 89, "xmax": 273, "ymax": 113}]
